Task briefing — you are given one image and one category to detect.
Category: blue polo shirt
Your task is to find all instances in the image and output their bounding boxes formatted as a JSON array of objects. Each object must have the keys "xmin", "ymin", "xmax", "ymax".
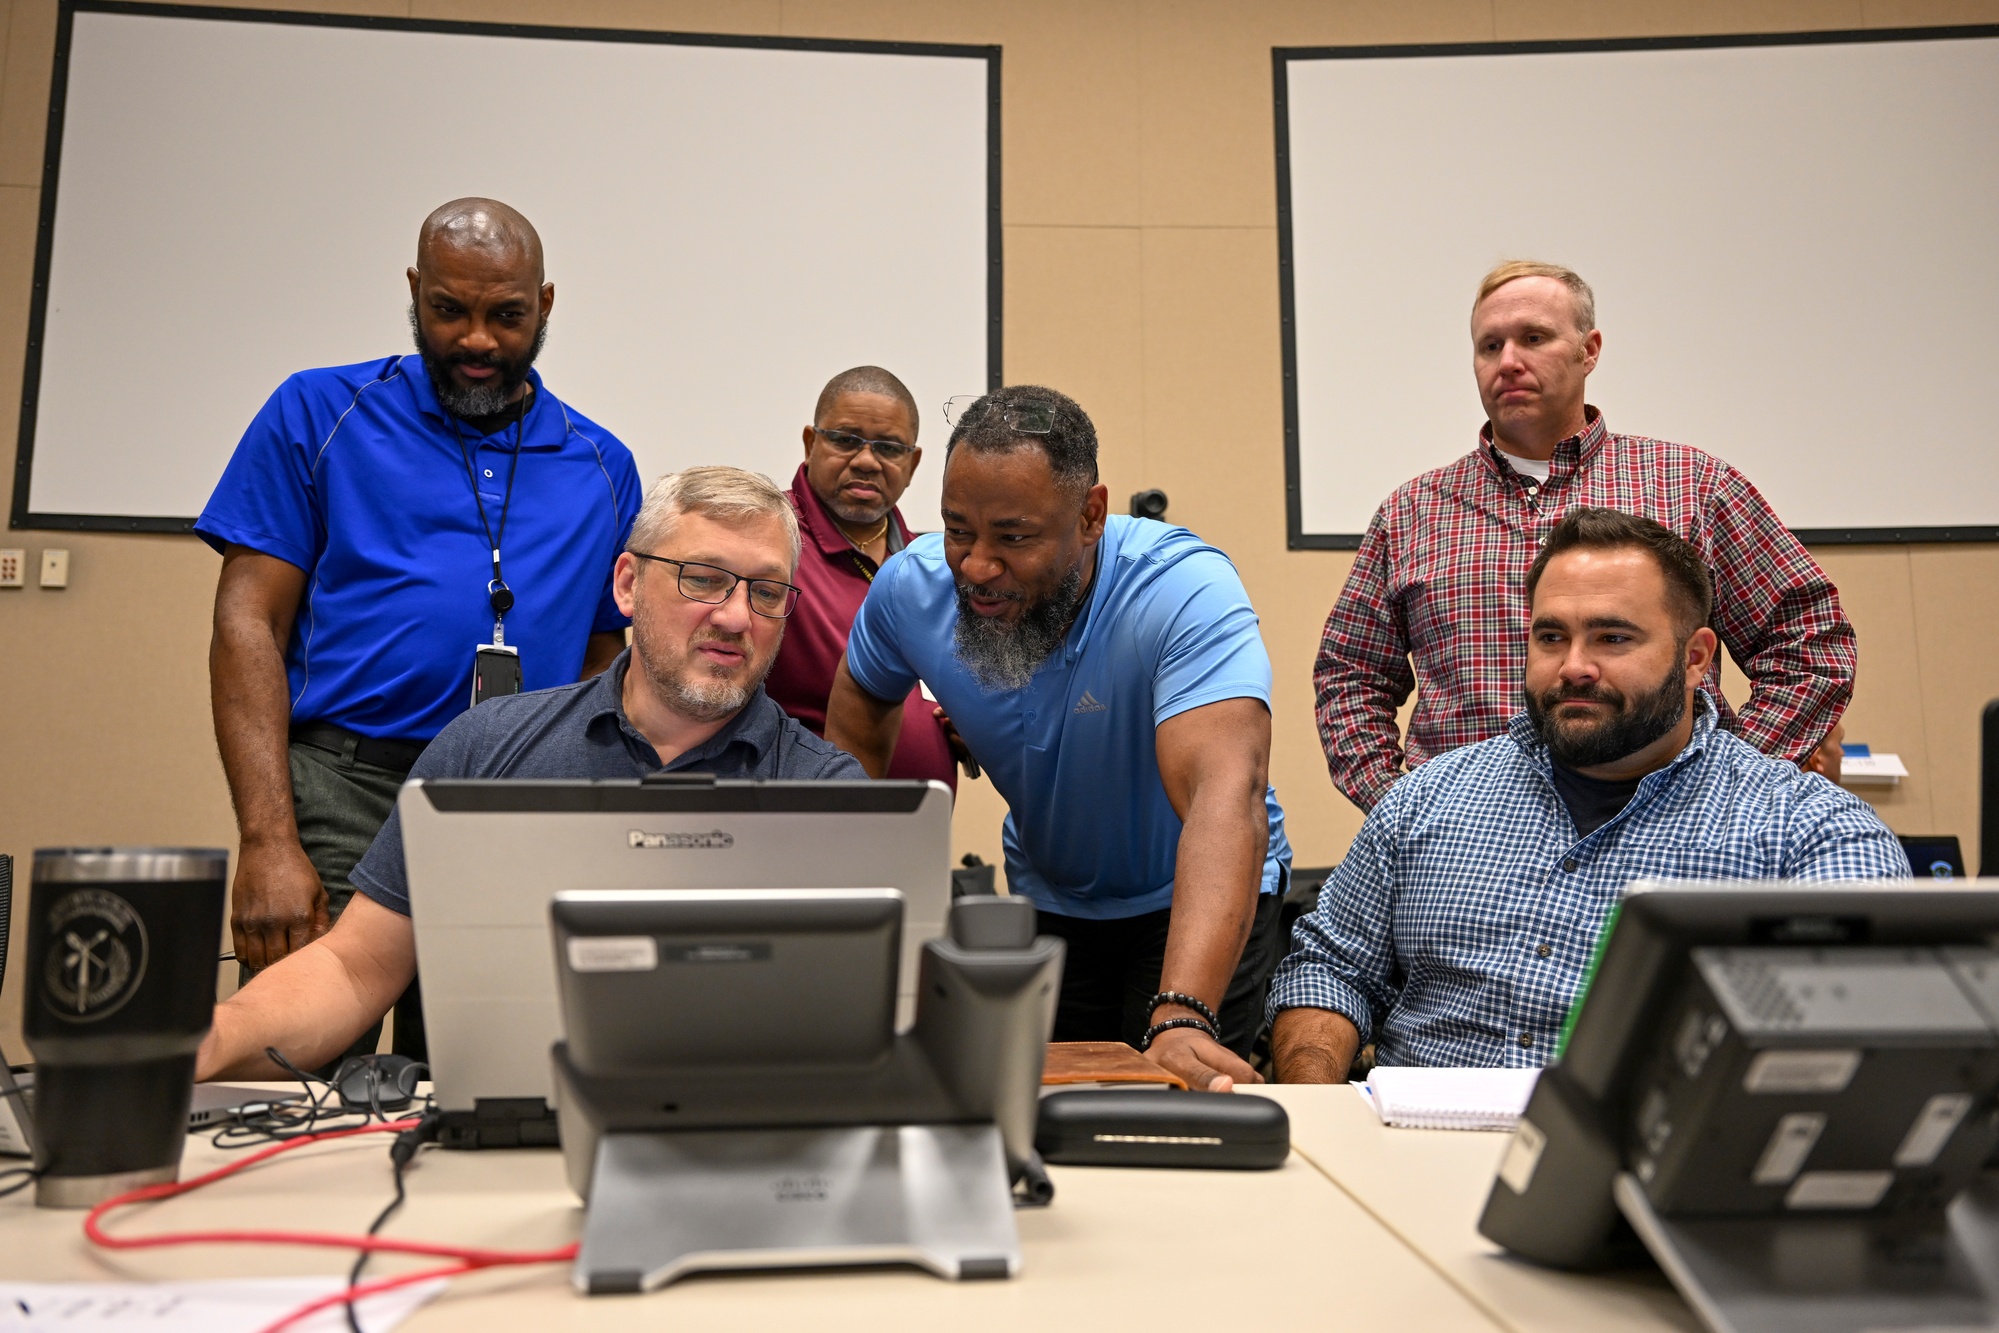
[
  {"xmin": 195, "ymin": 356, "xmax": 641, "ymax": 741},
  {"xmin": 845, "ymin": 514, "xmax": 1292, "ymax": 920}
]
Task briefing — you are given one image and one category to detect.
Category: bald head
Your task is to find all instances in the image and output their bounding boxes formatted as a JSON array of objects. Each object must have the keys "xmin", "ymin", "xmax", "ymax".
[
  {"xmin": 416, "ymin": 198, "xmax": 544, "ymax": 284},
  {"xmin": 407, "ymin": 198, "xmax": 553, "ymax": 419}
]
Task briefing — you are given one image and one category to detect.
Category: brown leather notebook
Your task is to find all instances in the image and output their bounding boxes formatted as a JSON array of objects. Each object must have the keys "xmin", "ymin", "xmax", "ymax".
[{"xmin": 1041, "ymin": 1041, "xmax": 1187, "ymax": 1090}]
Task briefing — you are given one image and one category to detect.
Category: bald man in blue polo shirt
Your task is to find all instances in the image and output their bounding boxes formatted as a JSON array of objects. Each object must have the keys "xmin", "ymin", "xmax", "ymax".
[
  {"xmin": 827, "ymin": 385, "xmax": 1293, "ymax": 1093},
  {"xmin": 197, "ymin": 200, "xmax": 641, "ymax": 1044}
]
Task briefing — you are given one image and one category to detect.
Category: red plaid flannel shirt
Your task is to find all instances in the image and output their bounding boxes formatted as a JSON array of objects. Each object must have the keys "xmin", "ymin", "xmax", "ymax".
[{"xmin": 1315, "ymin": 409, "xmax": 1856, "ymax": 811}]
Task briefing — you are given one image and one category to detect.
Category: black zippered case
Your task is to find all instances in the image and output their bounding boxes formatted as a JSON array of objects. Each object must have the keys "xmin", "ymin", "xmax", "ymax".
[{"xmin": 1035, "ymin": 1088, "xmax": 1290, "ymax": 1170}]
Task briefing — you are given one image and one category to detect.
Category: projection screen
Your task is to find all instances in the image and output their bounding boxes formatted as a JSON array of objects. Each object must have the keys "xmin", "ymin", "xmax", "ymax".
[
  {"xmin": 1276, "ymin": 28, "xmax": 1999, "ymax": 548},
  {"xmin": 13, "ymin": 3, "xmax": 997, "ymax": 531}
]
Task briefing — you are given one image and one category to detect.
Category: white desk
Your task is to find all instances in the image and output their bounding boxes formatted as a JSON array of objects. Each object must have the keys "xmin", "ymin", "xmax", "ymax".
[
  {"xmin": 1251, "ymin": 1085, "xmax": 1700, "ymax": 1333},
  {"xmin": 0, "ymin": 1093, "xmax": 1500, "ymax": 1331}
]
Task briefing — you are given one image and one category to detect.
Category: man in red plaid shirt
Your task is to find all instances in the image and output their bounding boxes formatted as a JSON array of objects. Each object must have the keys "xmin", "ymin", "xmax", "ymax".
[{"xmin": 1315, "ymin": 260, "xmax": 1854, "ymax": 812}]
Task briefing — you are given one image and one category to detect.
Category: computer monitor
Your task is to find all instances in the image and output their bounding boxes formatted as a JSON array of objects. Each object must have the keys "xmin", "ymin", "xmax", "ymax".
[
  {"xmin": 398, "ymin": 776, "xmax": 951, "ymax": 1141},
  {"xmin": 1479, "ymin": 878, "xmax": 1999, "ymax": 1273},
  {"xmin": 552, "ymin": 887, "xmax": 904, "ymax": 1072},
  {"xmin": 1900, "ymin": 835, "xmax": 1968, "ymax": 880}
]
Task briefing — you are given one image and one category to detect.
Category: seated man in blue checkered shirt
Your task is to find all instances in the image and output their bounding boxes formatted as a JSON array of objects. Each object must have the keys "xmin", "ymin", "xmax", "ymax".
[{"xmin": 1269, "ymin": 507, "xmax": 1907, "ymax": 1078}]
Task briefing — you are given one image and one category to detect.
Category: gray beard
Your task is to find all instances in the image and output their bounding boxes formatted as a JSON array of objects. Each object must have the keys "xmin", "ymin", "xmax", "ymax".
[
  {"xmin": 632, "ymin": 605, "xmax": 772, "ymax": 725},
  {"xmin": 650, "ymin": 667, "xmax": 754, "ymax": 724},
  {"xmin": 952, "ymin": 566, "xmax": 1084, "ymax": 693}
]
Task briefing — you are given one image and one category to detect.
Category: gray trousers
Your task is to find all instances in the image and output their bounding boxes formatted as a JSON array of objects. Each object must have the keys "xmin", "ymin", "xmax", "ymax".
[{"xmin": 237, "ymin": 738, "xmax": 406, "ymax": 1066}]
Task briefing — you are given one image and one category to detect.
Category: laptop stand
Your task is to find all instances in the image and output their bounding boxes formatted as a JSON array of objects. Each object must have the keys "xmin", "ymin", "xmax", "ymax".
[
  {"xmin": 553, "ymin": 897, "xmax": 1063, "ymax": 1292},
  {"xmin": 577, "ymin": 1123, "xmax": 1019, "ymax": 1291}
]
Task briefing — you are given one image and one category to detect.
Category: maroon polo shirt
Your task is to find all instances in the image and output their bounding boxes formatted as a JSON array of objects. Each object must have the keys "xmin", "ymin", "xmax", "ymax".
[{"xmin": 768, "ymin": 465, "xmax": 957, "ymax": 791}]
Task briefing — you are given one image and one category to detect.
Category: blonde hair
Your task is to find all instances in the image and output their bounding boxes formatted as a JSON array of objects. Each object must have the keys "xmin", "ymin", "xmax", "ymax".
[
  {"xmin": 626, "ymin": 466, "xmax": 801, "ymax": 571},
  {"xmin": 1474, "ymin": 260, "xmax": 1596, "ymax": 336}
]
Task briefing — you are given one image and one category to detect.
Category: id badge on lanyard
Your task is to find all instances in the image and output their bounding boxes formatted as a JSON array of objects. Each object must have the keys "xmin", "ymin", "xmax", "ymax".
[
  {"xmin": 459, "ymin": 413, "xmax": 527, "ymax": 706},
  {"xmin": 473, "ymin": 613, "xmax": 522, "ymax": 706}
]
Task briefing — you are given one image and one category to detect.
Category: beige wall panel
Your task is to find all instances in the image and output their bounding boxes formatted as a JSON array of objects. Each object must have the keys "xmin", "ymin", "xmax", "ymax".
[
  {"xmin": 409, "ymin": 0, "xmax": 777, "ymax": 32},
  {"xmin": 0, "ymin": 0, "xmax": 17, "ymax": 118},
  {"xmin": 782, "ymin": 0, "xmax": 1143, "ymax": 229},
  {"xmin": 1494, "ymin": 0, "xmax": 1863, "ymax": 40},
  {"xmin": 1135, "ymin": 223, "xmax": 1362, "ymax": 866},
  {"xmin": 1135, "ymin": 0, "xmax": 1494, "ymax": 230},
  {"xmin": 1813, "ymin": 548, "xmax": 1934, "ymax": 832},
  {"xmin": 0, "ymin": 0, "xmax": 53, "ymax": 187},
  {"xmin": 1000, "ymin": 222, "xmax": 1145, "ymax": 486},
  {"xmin": 1862, "ymin": 0, "xmax": 1999, "ymax": 22},
  {"xmin": 948, "ymin": 772, "xmax": 1011, "ymax": 890},
  {"xmin": 0, "ymin": 535, "xmax": 233, "ymax": 1047},
  {"xmin": 1909, "ymin": 544, "xmax": 1999, "ymax": 870}
]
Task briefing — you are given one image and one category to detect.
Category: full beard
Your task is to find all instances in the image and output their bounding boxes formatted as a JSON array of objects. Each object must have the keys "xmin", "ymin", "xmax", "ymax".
[
  {"xmin": 410, "ymin": 304, "xmax": 548, "ymax": 419},
  {"xmin": 633, "ymin": 617, "xmax": 773, "ymax": 725},
  {"xmin": 952, "ymin": 566, "xmax": 1084, "ymax": 693},
  {"xmin": 1525, "ymin": 657, "xmax": 1689, "ymax": 769}
]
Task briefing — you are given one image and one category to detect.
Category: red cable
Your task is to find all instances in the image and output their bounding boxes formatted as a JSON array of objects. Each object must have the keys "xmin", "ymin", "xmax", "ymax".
[{"xmin": 81, "ymin": 1117, "xmax": 580, "ymax": 1333}]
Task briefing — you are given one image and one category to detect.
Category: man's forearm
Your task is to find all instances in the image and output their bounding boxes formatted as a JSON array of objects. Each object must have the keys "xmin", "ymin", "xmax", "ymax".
[
  {"xmin": 581, "ymin": 630, "xmax": 626, "ymax": 679},
  {"xmin": 198, "ymin": 896, "xmax": 415, "ymax": 1079},
  {"xmin": 1271, "ymin": 1007, "xmax": 1361, "ymax": 1084},
  {"xmin": 824, "ymin": 657, "xmax": 903, "ymax": 778},
  {"xmin": 211, "ymin": 608, "xmax": 300, "ymax": 847},
  {"xmin": 1156, "ymin": 788, "xmax": 1267, "ymax": 1017},
  {"xmin": 1314, "ymin": 663, "xmax": 1411, "ymax": 812},
  {"xmin": 200, "ymin": 939, "xmax": 375, "ymax": 1079}
]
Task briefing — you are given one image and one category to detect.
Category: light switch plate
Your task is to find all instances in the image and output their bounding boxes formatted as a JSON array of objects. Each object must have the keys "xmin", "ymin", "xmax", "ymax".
[
  {"xmin": 0, "ymin": 549, "xmax": 23, "ymax": 587},
  {"xmin": 39, "ymin": 548, "xmax": 68, "ymax": 588}
]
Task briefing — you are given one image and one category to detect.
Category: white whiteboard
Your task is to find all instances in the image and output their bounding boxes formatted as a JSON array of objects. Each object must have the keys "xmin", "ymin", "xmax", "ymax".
[
  {"xmin": 16, "ymin": 8, "xmax": 994, "ymax": 530},
  {"xmin": 1278, "ymin": 31, "xmax": 1999, "ymax": 545}
]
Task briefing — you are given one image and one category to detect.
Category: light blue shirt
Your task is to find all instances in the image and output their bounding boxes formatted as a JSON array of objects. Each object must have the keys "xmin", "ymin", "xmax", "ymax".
[
  {"xmin": 1267, "ymin": 694, "xmax": 1911, "ymax": 1068},
  {"xmin": 845, "ymin": 514, "xmax": 1292, "ymax": 920}
]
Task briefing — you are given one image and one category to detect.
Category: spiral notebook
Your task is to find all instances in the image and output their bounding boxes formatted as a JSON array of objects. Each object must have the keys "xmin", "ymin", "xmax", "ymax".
[{"xmin": 1362, "ymin": 1066, "xmax": 1540, "ymax": 1131}]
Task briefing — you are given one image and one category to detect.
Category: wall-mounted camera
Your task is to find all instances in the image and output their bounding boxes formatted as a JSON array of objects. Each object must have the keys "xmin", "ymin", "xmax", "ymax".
[{"xmin": 1129, "ymin": 489, "xmax": 1169, "ymax": 521}]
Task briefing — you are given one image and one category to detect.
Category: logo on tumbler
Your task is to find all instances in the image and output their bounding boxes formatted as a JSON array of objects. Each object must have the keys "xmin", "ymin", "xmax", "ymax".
[{"xmin": 42, "ymin": 889, "xmax": 149, "ymax": 1022}]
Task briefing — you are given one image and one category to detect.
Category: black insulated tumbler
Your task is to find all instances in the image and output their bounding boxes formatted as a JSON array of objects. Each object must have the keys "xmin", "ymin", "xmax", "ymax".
[{"xmin": 23, "ymin": 847, "xmax": 227, "ymax": 1208}]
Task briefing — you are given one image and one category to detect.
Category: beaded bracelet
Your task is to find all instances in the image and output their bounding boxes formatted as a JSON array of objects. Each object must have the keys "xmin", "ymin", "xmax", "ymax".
[
  {"xmin": 1147, "ymin": 990, "xmax": 1220, "ymax": 1033},
  {"xmin": 1139, "ymin": 1016, "xmax": 1218, "ymax": 1051}
]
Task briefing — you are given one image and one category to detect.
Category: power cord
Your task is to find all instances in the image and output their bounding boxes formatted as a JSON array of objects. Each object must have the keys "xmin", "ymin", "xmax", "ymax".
[
  {"xmin": 343, "ymin": 1109, "xmax": 441, "ymax": 1333},
  {"xmin": 83, "ymin": 1115, "xmax": 575, "ymax": 1333},
  {"xmin": 209, "ymin": 1049, "xmax": 420, "ymax": 1150},
  {"xmin": 0, "ymin": 1165, "xmax": 36, "ymax": 1200}
]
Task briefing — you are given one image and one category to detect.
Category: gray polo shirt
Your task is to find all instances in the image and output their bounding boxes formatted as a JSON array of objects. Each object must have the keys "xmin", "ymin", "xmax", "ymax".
[{"xmin": 351, "ymin": 648, "xmax": 867, "ymax": 916}]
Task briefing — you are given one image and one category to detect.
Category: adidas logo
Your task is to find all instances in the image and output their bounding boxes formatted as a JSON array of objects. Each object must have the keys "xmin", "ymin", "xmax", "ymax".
[{"xmin": 1073, "ymin": 690, "xmax": 1108, "ymax": 715}]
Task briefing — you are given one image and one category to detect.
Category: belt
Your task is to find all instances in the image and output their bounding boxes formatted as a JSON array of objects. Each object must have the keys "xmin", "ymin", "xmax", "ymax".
[{"xmin": 290, "ymin": 722, "xmax": 430, "ymax": 774}]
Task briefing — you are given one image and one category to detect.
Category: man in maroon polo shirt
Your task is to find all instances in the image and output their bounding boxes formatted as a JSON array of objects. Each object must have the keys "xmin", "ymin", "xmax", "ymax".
[{"xmin": 766, "ymin": 365, "xmax": 958, "ymax": 789}]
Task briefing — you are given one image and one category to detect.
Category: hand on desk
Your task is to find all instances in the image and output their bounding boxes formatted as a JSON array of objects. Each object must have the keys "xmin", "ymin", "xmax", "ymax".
[{"xmin": 1146, "ymin": 1024, "xmax": 1263, "ymax": 1093}]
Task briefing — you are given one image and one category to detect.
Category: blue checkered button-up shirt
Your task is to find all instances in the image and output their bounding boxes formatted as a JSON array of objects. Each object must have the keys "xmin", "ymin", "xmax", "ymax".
[{"xmin": 1269, "ymin": 694, "xmax": 1908, "ymax": 1068}]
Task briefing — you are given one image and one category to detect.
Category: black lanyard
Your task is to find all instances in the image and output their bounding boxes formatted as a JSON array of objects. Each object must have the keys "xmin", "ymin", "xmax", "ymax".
[{"xmin": 451, "ymin": 408, "xmax": 525, "ymax": 630}]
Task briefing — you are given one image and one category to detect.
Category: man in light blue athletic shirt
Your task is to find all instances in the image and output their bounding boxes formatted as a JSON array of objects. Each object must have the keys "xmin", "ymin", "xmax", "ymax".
[{"xmin": 827, "ymin": 385, "xmax": 1292, "ymax": 1093}]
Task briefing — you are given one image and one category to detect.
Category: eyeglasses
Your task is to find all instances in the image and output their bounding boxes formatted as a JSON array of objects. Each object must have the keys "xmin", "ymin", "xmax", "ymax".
[
  {"xmin": 631, "ymin": 554, "xmax": 801, "ymax": 619},
  {"xmin": 942, "ymin": 396, "xmax": 1056, "ymax": 434},
  {"xmin": 812, "ymin": 427, "xmax": 918, "ymax": 463}
]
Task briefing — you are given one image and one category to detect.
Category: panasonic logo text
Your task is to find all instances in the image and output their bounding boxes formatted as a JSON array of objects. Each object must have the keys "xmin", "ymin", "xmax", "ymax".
[{"xmin": 628, "ymin": 830, "xmax": 735, "ymax": 850}]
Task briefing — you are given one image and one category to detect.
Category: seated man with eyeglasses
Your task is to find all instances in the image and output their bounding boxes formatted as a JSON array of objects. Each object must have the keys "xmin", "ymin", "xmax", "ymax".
[
  {"xmin": 764, "ymin": 366, "xmax": 961, "ymax": 790},
  {"xmin": 195, "ymin": 466, "xmax": 864, "ymax": 1079}
]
